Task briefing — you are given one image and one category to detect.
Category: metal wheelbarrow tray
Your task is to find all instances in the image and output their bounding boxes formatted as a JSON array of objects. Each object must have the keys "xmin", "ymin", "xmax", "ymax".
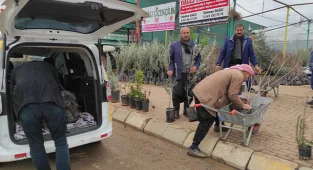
[{"xmin": 194, "ymin": 96, "xmax": 273, "ymax": 146}]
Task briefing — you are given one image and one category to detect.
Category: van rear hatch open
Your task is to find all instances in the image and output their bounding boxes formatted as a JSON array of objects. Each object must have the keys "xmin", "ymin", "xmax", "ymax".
[{"xmin": 0, "ymin": 0, "xmax": 148, "ymax": 42}]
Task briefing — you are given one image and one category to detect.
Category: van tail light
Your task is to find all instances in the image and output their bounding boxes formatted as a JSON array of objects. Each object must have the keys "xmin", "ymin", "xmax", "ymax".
[
  {"xmin": 101, "ymin": 133, "xmax": 108, "ymax": 138},
  {"xmin": 15, "ymin": 153, "xmax": 27, "ymax": 159},
  {"xmin": 106, "ymin": 82, "xmax": 112, "ymax": 101}
]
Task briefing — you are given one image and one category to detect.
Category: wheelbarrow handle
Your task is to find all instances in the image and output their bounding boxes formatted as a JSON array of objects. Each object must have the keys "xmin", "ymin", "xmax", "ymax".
[
  {"xmin": 229, "ymin": 110, "xmax": 237, "ymax": 115},
  {"xmin": 194, "ymin": 104, "xmax": 203, "ymax": 108}
]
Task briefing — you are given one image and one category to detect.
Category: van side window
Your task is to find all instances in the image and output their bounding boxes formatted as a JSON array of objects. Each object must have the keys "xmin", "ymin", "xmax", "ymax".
[{"xmin": 54, "ymin": 53, "xmax": 68, "ymax": 75}]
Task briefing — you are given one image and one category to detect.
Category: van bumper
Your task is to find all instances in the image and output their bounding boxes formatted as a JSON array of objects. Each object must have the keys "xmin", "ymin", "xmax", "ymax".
[{"xmin": 0, "ymin": 125, "xmax": 112, "ymax": 163}]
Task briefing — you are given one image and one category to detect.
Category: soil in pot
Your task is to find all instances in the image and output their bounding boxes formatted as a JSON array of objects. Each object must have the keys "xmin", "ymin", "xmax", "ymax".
[
  {"xmin": 111, "ymin": 91, "xmax": 120, "ymax": 103},
  {"xmin": 186, "ymin": 107, "xmax": 197, "ymax": 122},
  {"xmin": 121, "ymin": 95, "xmax": 129, "ymax": 106},
  {"xmin": 135, "ymin": 100, "xmax": 142, "ymax": 110},
  {"xmin": 166, "ymin": 108, "xmax": 175, "ymax": 123},
  {"xmin": 142, "ymin": 100, "xmax": 150, "ymax": 112},
  {"xmin": 298, "ymin": 145, "xmax": 312, "ymax": 160},
  {"xmin": 129, "ymin": 97, "xmax": 136, "ymax": 108}
]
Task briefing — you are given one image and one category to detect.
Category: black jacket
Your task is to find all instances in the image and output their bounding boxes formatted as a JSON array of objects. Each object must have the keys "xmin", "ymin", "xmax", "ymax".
[{"xmin": 10, "ymin": 61, "xmax": 64, "ymax": 117}]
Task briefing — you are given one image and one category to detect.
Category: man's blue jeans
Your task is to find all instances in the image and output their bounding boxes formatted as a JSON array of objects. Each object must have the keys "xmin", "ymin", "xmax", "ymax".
[{"xmin": 19, "ymin": 102, "xmax": 71, "ymax": 170}]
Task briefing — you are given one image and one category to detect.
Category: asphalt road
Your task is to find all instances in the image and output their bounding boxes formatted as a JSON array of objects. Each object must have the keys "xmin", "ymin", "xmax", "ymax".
[{"xmin": 1, "ymin": 122, "xmax": 235, "ymax": 170}]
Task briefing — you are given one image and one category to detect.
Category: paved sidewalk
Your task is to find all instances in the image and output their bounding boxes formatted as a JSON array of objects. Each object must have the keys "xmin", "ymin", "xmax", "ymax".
[{"xmin": 112, "ymin": 85, "xmax": 313, "ymax": 168}]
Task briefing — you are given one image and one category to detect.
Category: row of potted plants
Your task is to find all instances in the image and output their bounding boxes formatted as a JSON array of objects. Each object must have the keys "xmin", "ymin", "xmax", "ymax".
[{"xmin": 111, "ymin": 70, "xmax": 151, "ymax": 112}]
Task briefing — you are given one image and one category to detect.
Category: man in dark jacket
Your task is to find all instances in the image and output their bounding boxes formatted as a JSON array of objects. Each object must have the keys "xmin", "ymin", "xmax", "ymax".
[
  {"xmin": 167, "ymin": 27, "xmax": 201, "ymax": 121},
  {"xmin": 215, "ymin": 24, "xmax": 262, "ymax": 90},
  {"xmin": 11, "ymin": 60, "xmax": 71, "ymax": 170}
]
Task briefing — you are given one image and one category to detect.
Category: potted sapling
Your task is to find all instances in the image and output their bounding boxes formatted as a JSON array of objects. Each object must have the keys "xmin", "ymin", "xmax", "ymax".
[
  {"xmin": 128, "ymin": 85, "xmax": 136, "ymax": 108},
  {"xmin": 161, "ymin": 77, "xmax": 177, "ymax": 123},
  {"xmin": 120, "ymin": 81, "xmax": 130, "ymax": 106},
  {"xmin": 107, "ymin": 55, "xmax": 121, "ymax": 103},
  {"xmin": 134, "ymin": 70, "xmax": 144, "ymax": 110},
  {"xmin": 142, "ymin": 90, "xmax": 151, "ymax": 112},
  {"xmin": 134, "ymin": 90, "xmax": 144, "ymax": 110},
  {"xmin": 184, "ymin": 44, "xmax": 202, "ymax": 122},
  {"xmin": 296, "ymin": 109, "xmax": 313, "ymax": 160}
]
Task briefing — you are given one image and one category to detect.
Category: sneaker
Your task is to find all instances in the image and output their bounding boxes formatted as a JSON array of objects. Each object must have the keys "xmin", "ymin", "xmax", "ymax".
[
  {"xmin": 214, "ymin": 125, "xmax": 228, "ymax": 132},
  {"xmin": 187, "ymin": 147, "xmax": 208, "ymax": 158}
]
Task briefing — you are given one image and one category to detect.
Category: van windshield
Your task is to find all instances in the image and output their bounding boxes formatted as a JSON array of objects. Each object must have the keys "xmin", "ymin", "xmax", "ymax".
[{"xmin": 14, "ymin": 0, "xmax": 134, "ymax": 34}]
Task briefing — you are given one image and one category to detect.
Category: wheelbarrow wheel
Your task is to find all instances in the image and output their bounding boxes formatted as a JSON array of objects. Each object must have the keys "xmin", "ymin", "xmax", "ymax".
[{"xmin": 248, "ymin": 124, "xmax": 260, "ymax": 134}]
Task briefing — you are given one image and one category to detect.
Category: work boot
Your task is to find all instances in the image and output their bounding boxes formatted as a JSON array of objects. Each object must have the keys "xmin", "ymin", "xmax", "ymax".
[
  {"xmin": 174, "ymin": 110, "xmax": 180, "ymax": 119},
  {"xmin": 187, "ymin": 147, "xmax": 208, "ymax": 158},
  {"xmin": 307, "ymin": 100, "xmax": 313, "ymax": 105},
  {"xmin": 214, "ymin": 125, "xmax": 228, "ymax": 132}
]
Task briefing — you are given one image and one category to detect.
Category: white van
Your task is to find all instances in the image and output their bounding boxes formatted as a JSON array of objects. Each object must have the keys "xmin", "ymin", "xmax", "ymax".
[{"xmin": 0, "ymin": 0, "xmax": 147, "ymax": 163}]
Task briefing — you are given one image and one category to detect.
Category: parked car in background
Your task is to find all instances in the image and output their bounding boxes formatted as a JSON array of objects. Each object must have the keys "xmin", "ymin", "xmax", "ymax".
[{"xmin": 304, "ymin": 66, "xmax": 312, "ymax": 77}]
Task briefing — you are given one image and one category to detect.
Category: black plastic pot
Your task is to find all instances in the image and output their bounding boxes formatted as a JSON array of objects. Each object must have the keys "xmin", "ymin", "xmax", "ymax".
[
  {"xmin": 160, "ymin": 71, "xmax": 164, "ymax": 81},
  {"xmin": 144, "ymin": 77, "xmax": 149, "ymax": 84},
  {"xmin": 121, "ymin": 95, "xmax": 129, "ymax": 106},
  {"xmin": 129, "ymin": 97, "xmax": 136, "ymax": 108},
  {"xmin": 156, "ymin": 77, "xmax": 161, "ymax": 86},
  {"xmin": 152, "ymin": 77, "xmax": 156, "ymax": 85},
  {"xmin": 186, "ymin": 107, "xmax": 197, "ymax": 122},
  {"xmin": 149, "ymin": 77, "xmax": 154, "ymax": 84},
  {"xmin": 166, "ymin": 108, "xmax": 175, "ymax": 123},
  {"xmin": 135, "ymin": 100, "xmax": 142, "ymax": 110},
  {"xmin": 298, "ymin": 145, "xmax": 312, "ymax": 160},
  {"xmin": 111, "ymin": 91, "xmax": 120, "ymax": 103},
  {"xmin": 142, "ymin": 100, "xmax": 150, "ymax": 112}
]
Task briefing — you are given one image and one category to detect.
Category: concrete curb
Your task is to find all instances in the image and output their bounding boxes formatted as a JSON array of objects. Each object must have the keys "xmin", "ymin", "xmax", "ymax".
[
  {"xmin": 212, "ymin": 141, "xmax": 254, "ymax": 170},
  {"xmin": 299, "ymin": 168, "xmax": 313, "ymax": 170},
  {"xmin": 111, "ymin": 106, "xmax": 311, "ymax": 170},
  {"xmin": 161, "ymin": 124, "xmax": 191, "ymax": 147},
  {"xmin": 143, "ymin": 119, "xmax": 169, "ymax": 138},
  {"xmin": 125, "ymin": 112, "xmax": 151, "ymax": 131},
  {"xmin": 112, "ymin": 108, "xmax": 132, "ymax": 124},
  {"xmin": 247, "ymin": 152, "xmax": 299, "ymax": 170}
]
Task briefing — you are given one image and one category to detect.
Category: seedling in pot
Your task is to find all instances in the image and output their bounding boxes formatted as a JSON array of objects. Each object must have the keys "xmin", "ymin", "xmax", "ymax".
[
  {"xmin": 296, "ymin": 97, "xmax": 313, "ymax": 160},
  {"xmin": 161, "ymin": 76, "xmax": 178, "ymax": 123},
  {"xmin": 142, "ymin": 90, "xmax": 151, "ymax": 112}
]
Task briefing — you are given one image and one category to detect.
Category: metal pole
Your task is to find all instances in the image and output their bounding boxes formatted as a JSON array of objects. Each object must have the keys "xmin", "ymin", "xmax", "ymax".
[
  {"xmin": 231, "ymin": 0, "xmax": 237, "ymax": 36},
  {"xmin": 283, "ymin": 6, "xmax": 290, "ymax": 59},
  {"xmin": 165, "ymin": 30, "xmax": 168, "ymax": 45},
  {"xmin": 307, "ymin": 20, "xmax": 311, "ymax": 49},
  {"xmin": 127, "ymin": 28, "xmax": 130, "ymax": 45}
]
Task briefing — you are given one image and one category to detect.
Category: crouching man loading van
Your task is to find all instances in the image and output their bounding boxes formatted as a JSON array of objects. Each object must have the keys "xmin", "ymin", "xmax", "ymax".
[
  {"xmin": 10, "ymin": 60, "xmax": 71, "ymax": 170},
  {"xmin": 187, "ymin": 64, "xmax": 254, "ymax": 157}
]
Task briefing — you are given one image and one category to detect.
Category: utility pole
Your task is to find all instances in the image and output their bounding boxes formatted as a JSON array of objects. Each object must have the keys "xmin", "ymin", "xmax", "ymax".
[
  {"xmin": 282, "ymin": 6, "xmax": 290, "ymax": 59},
  {"xmin": 307, "ymin": 20, "xmax": 311, "ymax": 49},
  {"xmin": 273, "ymin": 0, "xmax": 290, "ymax": 59}
]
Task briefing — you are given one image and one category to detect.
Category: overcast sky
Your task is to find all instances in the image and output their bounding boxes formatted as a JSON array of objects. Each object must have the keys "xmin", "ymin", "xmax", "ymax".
[
  {"xmin": 1, "ymin": 0, "xmax": 312, "ymax": 41},
  {"xmin": 233, "ymin": 0, "xmax": 313, "ymax": 41}
]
